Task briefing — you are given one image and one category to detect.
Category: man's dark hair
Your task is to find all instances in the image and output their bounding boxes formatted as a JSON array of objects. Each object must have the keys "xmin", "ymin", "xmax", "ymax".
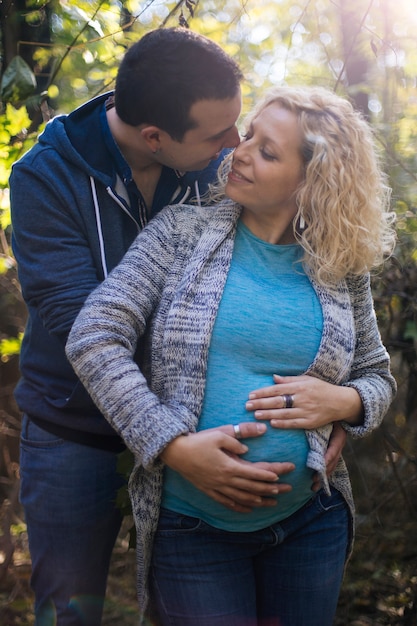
[{"xmin": 114, "ymin": 27, "xmax": 243, "ymax": 141}]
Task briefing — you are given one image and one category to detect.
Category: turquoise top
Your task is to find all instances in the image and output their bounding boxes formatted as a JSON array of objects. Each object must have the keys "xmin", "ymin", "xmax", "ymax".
[{"xmin": 162, "ymin": 220, "xmax": 324, "ymax": 531}]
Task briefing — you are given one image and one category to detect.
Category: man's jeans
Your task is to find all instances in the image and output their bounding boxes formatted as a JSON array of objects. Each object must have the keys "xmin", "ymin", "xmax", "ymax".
[
  {"xmin": 150, "ymin": 487, "xmax": 350, "ymax": 626},
  {"xmin": 19, "ymin": 415, "xmax": 125, "ymax": 626}
]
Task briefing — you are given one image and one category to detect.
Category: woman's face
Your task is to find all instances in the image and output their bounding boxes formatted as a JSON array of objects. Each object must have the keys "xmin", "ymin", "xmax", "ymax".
[{"xmin": 226, "ymin": 103, "xmax": 304, "ymax": 226}]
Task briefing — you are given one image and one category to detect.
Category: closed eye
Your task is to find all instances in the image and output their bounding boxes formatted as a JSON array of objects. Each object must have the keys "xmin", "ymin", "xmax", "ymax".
[
  {"xmin": 260, "ymin": 148, "xmax": 276, "ymax": 161},
  {"xmin": 242, "ymin": 130, "xmax": 276, "ymax": 160}
]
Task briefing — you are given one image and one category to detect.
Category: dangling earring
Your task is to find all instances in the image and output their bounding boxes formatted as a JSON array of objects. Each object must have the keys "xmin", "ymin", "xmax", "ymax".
[{"xmin": 298, "ymin": 214, "xmax": 306, "ymax": 231}]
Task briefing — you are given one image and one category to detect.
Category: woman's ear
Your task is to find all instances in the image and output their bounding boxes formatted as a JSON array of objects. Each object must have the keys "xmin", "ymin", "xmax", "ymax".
[{"xmin": 141, "ymin": 126, "xmax": 162, "ymax": 154}]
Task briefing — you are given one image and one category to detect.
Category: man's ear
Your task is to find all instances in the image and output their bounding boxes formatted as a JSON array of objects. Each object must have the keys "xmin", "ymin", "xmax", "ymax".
[{"xmin": 141, "ymin": 126, "xmax": 163, "ymax": 154}]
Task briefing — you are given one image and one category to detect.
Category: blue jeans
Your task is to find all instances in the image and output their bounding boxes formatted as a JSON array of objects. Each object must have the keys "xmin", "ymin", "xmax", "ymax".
[
  {"xmin": 150, "ymin": 487, "xmax": 350, "ymax": 626},
  {"xmin": 19, "ymin": 415, "xmax": 126, "ymax": 626}
]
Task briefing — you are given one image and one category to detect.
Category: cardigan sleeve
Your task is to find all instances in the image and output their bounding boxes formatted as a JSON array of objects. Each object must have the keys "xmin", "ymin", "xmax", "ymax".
[
  {"xmin": 341, "ymin": 273, "xmax": 396, "ymax": 438},
  {"xmin": 66, "ymin": 205, "xmax": 201, "ymax": 468}
]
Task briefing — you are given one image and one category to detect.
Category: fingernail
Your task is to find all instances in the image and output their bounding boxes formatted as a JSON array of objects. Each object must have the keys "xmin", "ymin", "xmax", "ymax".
[
  {"xmin": 246, "ymin": 401, "xmax": 253, "ymax": 409},
  {"xmin": 255, "ymin": 411, "xmax": 263, "ymax": 418},
  {"xmin": 256, "ymin": 423, "xmax": 267, "ymax": 433},
  {"xmin": 248, "ymin": 392, "xmax": 256, "ymax": 399}
]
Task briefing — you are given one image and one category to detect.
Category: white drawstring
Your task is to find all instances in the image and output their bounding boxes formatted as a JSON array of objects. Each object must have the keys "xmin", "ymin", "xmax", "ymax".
[
  {"xmin": 194, "ymin": 181, "xmax": 201, "ymax": 206},
  {"xmin": 90, "ymin": 176, "xmax": 108, "ymax": 278}
]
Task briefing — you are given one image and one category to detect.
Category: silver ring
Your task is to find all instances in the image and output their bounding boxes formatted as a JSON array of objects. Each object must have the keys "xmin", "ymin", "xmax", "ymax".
[
  {"xmin": 282, "ymin": 394, "xmax": 294, "ymax": 409},
  {"xmin": 233, "ymin": 424, "xmax": 242, "ymax": 439}
]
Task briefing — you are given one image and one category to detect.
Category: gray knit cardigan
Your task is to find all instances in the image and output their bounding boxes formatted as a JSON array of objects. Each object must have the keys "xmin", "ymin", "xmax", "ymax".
[{"xmin": 66, "ymin": 201, "xmax": 396, "ymax": 620}]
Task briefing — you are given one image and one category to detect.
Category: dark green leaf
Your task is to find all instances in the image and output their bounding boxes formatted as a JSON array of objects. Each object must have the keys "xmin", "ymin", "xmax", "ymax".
[{"xmin": 0, "ymin": 56, "xmax": 37, "ymax": 105}]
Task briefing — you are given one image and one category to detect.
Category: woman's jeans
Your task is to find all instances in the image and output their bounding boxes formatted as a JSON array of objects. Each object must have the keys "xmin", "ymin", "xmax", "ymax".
[
  {"xmin": 19, "ymin": 415, "xmax": 125, "ymax": 626},
  {"xmin": 150, "ymin": 487, "xmax": 350, "ymax": 626}
]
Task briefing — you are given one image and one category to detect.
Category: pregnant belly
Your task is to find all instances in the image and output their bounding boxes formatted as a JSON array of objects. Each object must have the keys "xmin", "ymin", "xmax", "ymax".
[{"xmin": 235, "ymin": 424, "xmax": 312, "ymax": 491}]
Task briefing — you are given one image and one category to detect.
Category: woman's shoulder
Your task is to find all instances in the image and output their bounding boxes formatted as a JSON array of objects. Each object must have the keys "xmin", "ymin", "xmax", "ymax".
[
  {"xmin": 155, "ymin": 199, "xmax": 240, "ymax": 234},
  {"xmin": 165, "ymin": 198, "xmax": 238, "ymax": 218}
]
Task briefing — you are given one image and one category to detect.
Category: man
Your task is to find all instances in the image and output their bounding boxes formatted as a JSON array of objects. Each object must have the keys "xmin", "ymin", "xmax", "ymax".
[
  {"xmin": 10, "ymin": 27, "xmax": 345, "ymax": 626},
  {"xmin": 9, "ymin": 27, "xmax": 284, "ymax": 626}
]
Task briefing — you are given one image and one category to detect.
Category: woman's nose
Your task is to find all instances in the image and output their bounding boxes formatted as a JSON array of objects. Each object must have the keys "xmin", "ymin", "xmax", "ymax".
[{"xmin": 233, "ymin": 139, "xmax": 250, "ymax": 162}]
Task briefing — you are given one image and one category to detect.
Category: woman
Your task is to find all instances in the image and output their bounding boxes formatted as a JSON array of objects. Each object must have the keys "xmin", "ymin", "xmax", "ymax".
[{"xmin": 66, "ymin": 86, "xmax": 396, "ymax": 626}]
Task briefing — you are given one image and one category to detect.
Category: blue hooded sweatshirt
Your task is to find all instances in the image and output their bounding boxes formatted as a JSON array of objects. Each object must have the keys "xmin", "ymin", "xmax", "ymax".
[{"xmin": 9, "ymin": 92, "xmax": 226, "ymax": 451}]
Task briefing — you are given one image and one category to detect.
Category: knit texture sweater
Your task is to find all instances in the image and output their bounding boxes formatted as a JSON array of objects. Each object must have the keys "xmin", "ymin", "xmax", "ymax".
[{"xmin": 66, "ymin": 200, "xmax": 396, "ymax": 620}]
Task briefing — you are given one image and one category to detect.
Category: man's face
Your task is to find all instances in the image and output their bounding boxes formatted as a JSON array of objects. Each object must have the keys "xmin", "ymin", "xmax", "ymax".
[{"xmin": 159, "ymin": 92, "xmax": 242, "ymax": 172}]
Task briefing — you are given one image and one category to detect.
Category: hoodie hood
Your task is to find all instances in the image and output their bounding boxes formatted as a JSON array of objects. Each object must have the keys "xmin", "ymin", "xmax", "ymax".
[{"xmin": 38, "ymin": 93, "xmax": 116, "ymax": 188}]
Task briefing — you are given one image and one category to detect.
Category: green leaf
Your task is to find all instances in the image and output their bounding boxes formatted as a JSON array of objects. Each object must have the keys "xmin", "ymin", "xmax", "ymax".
[
  {"xmin": 404, "ymin": 320, "xmax": 417, "ymax": 342},
  {"xmin": 0, "ymin": 335, "xmax": 22, "ymax": 358},
  {"xmin": 0, "ymin": 56, "xmax": 37, "ymax": 105}
]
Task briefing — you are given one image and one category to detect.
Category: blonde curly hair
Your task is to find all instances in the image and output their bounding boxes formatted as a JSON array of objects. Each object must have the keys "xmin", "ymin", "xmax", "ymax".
[{"xmin": 214, "ymin": 86, "xmax": 396, "ymax": 285}]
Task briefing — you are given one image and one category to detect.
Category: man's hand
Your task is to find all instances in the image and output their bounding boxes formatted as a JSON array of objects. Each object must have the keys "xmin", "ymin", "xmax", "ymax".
[
  {"xmin": 160, "ymin": 422, "xmax": 295, "ymax": 512},
  {"xmin": 312, "ymin": 422, "xmax": 347, "ymax": 492}
]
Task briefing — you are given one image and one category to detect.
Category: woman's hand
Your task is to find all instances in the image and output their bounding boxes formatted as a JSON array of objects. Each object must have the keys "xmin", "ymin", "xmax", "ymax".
[
  {"xmin": 246, "ymin": 374, "xmax": 364, "ymax": 430},
  {"xmin": 160, "ymin": 422, "xmax": 295, "ymax": 513}
]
